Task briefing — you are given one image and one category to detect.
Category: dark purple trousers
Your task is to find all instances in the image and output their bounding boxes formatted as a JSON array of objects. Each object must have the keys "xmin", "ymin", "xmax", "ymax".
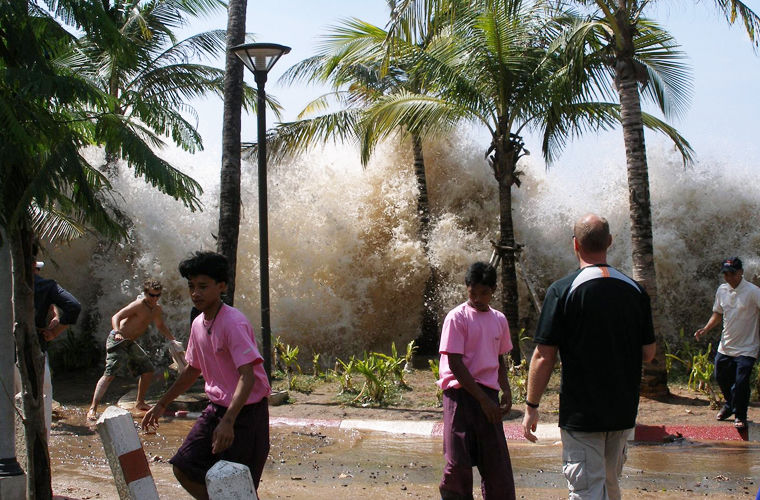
[
  {"xmin": 440, "ymin": 386, "xmax": 516, "ymax": 500},
  {"xmin": 170, "ymin": 399, "xmax": 269, "ymax": 488}
]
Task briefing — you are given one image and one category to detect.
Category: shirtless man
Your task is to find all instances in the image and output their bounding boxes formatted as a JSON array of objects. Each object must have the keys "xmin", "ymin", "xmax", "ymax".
[{"xmin": 87, "ymin": 278, "xmax": 179, "ymax": 420}]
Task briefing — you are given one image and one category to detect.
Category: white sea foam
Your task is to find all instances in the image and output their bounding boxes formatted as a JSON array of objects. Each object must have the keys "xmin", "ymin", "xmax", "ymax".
[{"xmin": 44, "ymin": 136, "xmax": 760, "ymax": 358}]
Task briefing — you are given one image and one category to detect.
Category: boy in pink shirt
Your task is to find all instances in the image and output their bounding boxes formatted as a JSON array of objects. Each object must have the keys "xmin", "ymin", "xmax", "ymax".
[
  {"xmin": 437, "ymin": 262, "xmax": 516, "ymax": 500},
  {"xmin": 142, "ymin": 252, "xmax": 270, "ymax": 498}
]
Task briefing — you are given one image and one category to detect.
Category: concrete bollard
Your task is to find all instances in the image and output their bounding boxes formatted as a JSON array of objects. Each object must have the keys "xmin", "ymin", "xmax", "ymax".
[
  {"xmin": 205, "ymin": 460, "xmax": 258, "ymax": 500},
  {"xmin": 96, "ymin": 406, "xmax": 159, "ymax": 500},
  {"xmin": 0, "ymin": 474, "xmax": 25, "ymax": 500}
]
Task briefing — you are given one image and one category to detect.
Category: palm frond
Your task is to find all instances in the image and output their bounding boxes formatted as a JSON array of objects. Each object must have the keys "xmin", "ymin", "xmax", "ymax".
[
  {"xmin": 94, "ymin": 114, "xmax": 204, "ymax": 211},
  {"xmin": 634, "ymin": 20, "xmax": 692, "ymax": 120},
  {"xmin": 640, "ymin": 112, "xmax": 694, "ymax": 166},
  {"xmin": 244, "ymin": 110, "xmax": 363, "ymax": 163},
  {"xmin": 30, "ymin": 203, "xmax": 88, "ymax": 243},
  {"xmin": 711, "ymin": 0, "xmax": 760, "ymax": 48},
  {"xmin": 364, "ymin": 91, "xmax": 473, "ymax": 139}
]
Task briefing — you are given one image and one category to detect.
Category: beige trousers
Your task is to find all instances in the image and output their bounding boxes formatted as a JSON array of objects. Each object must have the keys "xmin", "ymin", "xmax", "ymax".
[{"xmin": 560, "ymin": 428, "xmax": 633, "ymax": 500}]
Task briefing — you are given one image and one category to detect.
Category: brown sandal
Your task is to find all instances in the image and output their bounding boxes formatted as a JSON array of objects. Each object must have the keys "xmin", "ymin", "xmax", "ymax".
[{"xmin": 734, "ymin": 419, "xmax": 747, "ymax": 430}]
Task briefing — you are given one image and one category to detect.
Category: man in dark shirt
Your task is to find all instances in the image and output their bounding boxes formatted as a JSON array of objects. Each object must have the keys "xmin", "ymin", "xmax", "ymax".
[
  {"xmin": 32, "ymin": 260, "xmax": 81, "ymax": 436},
  {"xmin": 521, "ymin": 213, "xmax": 656, "ymax": 500}
]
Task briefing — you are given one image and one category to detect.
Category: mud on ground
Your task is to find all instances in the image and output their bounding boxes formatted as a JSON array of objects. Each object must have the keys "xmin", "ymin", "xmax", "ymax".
[{"xmin": 27, "ymin": 364, "xmax": 760, "ymax": 499}]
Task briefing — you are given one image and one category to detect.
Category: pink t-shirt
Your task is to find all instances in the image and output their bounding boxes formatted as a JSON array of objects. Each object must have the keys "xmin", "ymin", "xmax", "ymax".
[
  {"xmin": 185, "ymin": 304, "xmax": 270, "ymax": 406},
  {"xmin": 437, "ymin": 302, "xmax": 512, "ymax": 391}
]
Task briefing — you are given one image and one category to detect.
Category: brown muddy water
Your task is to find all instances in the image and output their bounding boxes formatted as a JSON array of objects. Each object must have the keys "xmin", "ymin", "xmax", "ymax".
[{"xmin": 45, "ymin": 406, "xmax": 759, "ymax": 500}]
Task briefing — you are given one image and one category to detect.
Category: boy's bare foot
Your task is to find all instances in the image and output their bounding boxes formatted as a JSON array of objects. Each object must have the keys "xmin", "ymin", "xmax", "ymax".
[
  {"xmin": 134, "ymin": 402, "xmax": 152, "ymax": 412},
  {"xmin": 86, "ymin": 408, "xmax": 98, "ymax": 421}
]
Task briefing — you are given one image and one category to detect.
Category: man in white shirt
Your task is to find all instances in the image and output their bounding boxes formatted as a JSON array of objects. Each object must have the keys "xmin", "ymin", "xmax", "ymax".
[{"xmin": 695, "ymin": 257, "xmax": 760, "ymax": 430}]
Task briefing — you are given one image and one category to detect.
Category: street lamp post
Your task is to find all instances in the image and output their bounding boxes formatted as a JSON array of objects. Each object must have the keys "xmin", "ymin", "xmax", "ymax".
[{"xmin": 231, "ymin": 43, "xmax": 290, "ymax": 380}]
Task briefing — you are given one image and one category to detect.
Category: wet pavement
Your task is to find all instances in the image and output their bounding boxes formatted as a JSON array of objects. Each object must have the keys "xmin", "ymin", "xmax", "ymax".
[{"xmin": 47, "ymin": 406, "xmax": 760, "ymax": 499}]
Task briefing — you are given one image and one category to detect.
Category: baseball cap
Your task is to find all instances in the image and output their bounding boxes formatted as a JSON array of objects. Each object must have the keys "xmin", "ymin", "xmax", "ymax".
[
  {"xmin": 720, "ymin": 257, "xmax": 742, "ymax": 273},
  {"xmin": 35, "ymin": 261, "xmax": 44, "ymax": 270}
]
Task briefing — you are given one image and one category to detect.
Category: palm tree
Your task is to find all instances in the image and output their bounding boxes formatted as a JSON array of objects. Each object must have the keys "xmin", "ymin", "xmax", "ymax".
[
  {"xmin": 2, "ymin": 5, "xmax": 121, "ymax": 496},
  {"xmin": 561, "ymin": 0, "xmax": 760, "ymax": 395},
  {"xmin": 373, "ymin": 0, "xmax": 694, "ymax": 363},
  {"xmin": 1, "ymin": 1, "xmax": 211, "ymax": 495},
  {"xmin": 218, "ymin": 0, "xmax": 248, "ymax": 305},
  {"xmin": 60, "ymin": 0, "xmax": 232, "ymax": 202},
  {"xmin": 374, "ymin": 0, "xmax": 588, "ymax": 362}
]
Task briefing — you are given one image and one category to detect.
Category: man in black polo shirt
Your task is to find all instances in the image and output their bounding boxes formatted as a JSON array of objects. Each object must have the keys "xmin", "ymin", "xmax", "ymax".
[{"xmin": 521, "ymin": 213, "xmax": 656, "ymax": 500}]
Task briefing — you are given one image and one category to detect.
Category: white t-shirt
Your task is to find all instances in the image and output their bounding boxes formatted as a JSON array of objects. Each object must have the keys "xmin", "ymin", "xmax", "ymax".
[{"xmin": 713, "ymin": 279, "xmax": 760, "ymax": 358}]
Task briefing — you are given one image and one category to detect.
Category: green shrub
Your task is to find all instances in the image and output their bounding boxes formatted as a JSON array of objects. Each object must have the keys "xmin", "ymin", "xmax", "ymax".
[
  {"xmin": 48, "ymin": 328, "xmax": 99, "ymax": 373},
  {"xmin": 429, "ymin": 358, "xmax": 442, "ymax": 405},
  {"xmin": 312, "ymin": 352, "xmax": 323, "ymax": 378},
  {"xmin": 352, "ymin": 351, "xmax": 398, "ymax": 405},
  {"xmin": 507, "ymin": 357, "xmax": 528, "ymax": 403},
  {"xmin": 335, "ymin": 356, "xmax": 357, "ymax": 394},
  {"xmin": 277, "ymin": 343, "xmax": 302, "ymax": 391}
]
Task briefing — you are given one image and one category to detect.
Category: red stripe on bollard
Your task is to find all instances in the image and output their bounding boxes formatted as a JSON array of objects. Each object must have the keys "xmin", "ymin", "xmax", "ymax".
[{"xmin": 118, "ymin": 447, "xmax": 152, "ymax": 484}]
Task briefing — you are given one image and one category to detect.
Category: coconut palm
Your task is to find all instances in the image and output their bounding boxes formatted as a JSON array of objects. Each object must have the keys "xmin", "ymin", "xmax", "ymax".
[
  {"xmin": 372, "ymin": 0, "xmax": 694, "ymax": 362},
  {"xmin": 560, "ymin": 0, "xmax": 760, "ymax": 395},
  {"xmin": 389, "ymin": 0, "xmax": 590, "ymax": 362},
  {"xmin": 217, "ymin": 0, "xmax": 248, "ymax": 304},
  {"xmin": 58, "ymin": 0, "xmax": 234, "ymax": 205},
  {"xmin": 1, "ymin": 2, "xmax": 214, "ymax": 495},
  {"xmin": 2, "ymin": 4, "xmax": 121, "ymax": 496}
]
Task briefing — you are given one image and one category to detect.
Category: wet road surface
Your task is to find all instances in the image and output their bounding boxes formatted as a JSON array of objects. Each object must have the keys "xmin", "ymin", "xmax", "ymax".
[{"xmin": 48, "ymin": 408, "xmax": 759, "ymax": 499}]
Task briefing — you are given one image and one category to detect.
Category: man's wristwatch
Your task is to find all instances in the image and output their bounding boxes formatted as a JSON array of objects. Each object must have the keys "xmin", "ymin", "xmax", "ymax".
[{"xmin": 526, "ymin": 400, "xmax": 539, "ymax": 409}]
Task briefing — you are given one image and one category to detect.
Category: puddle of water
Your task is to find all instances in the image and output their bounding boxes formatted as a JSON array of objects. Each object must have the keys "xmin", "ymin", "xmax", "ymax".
[{"xmin": 47, "ymin": 407, "xmax": 760, "ymax": 499}]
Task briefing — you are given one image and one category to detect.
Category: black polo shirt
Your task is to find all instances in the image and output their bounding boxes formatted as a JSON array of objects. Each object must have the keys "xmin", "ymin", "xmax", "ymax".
[{"xmin": 534, "ymin": 264, "xmax": 655, "ymax": 431}]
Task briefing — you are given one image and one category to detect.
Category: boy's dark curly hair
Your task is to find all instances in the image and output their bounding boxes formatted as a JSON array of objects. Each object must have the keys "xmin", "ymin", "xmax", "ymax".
[
  {"xmin": 464, "ymin": 261, "xmax": 497, "ymax": 288},
  {"xmin": 178, "ymin": 251, "xmax": 229, "ymax": 283}
]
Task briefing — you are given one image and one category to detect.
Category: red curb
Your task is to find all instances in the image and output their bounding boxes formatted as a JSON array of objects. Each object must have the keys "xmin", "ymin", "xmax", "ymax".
[
  {"xmin": 266, "ymin": 417, "xmax": 754, "ymax": 443},
  {"xmin": 634, "ymin": 424, "xmax": 747, "ymax": 442},
  {"xmin": 504, "ymin": 424, "xmax": 527, "ymax": 441}
]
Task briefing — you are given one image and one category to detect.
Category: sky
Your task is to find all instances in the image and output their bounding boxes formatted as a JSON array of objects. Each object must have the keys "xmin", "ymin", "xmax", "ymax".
[{"xmin": 179, "ymin": 0, "xmax": 760, "ymax": 170}]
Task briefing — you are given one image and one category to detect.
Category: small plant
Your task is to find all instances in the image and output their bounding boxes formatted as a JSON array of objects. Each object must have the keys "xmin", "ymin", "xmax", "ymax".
[
  {"xmin": 377, "ymin": 341, "xmax": 411, "ymax": 388},
  {"xmin": 272, "ymin": 336, "xmax": 286, "ymax": 374},
  {"xmin": 353, "ymin": 352, "xmax": 397, "ymax": 405},
  {"xmin": 688, "ymin": 343, "xmax": 720, "ymax": 408},
  {"xmin": 669, "ymin": 341, "xmax": 720, "ymax": 408},
  {"xmin": 402, "ymin": 339, "xmax": 416, "ymax": 370},
  {"xmin": 288, "ymin": 375, "xmax": 315, "ymax": 394},
  {"xmin": 664, "ymin": 329, "xmax": 701, "ymax": 379},
  {"xmin": 507, "ymin": 357, "xmax": 528, "ymax": 403},
  {"xmin": 335, "ymin": 356, "xmax": 357, "ymax": 394},
  {"xmin": 278, "ymin": 343, "xmax": 302, "ymax": 391},
  {"xmin": 429, "ymin": 358, "xmax": 442, "ymax": 405},
  {"xmin": 312, "ymin": 352, "xmax": 323, "ymax": 378}
]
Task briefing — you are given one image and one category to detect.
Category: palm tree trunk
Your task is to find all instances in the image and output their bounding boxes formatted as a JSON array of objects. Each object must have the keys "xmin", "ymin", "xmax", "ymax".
[
  {"xmin": 411, "ymin": 135, "xmax": 440, "ymax": 355},
  {"xmin": 102, "ymin": 78, "xmax": 122, "ymax": 178},
  {"xmin": 217, "ymin": 0, "xmax": 248, "ymax": 305},
  {"xmin": 615, "ymin": 53, "xmax": 668, "ymax": 396},
  {"xmin": 491, "ymin": 127, "xmax": 521, "ymax": 364},
  {"xmin": 10, "ymin": 223, "xmax": 51, "ymax": 499}
]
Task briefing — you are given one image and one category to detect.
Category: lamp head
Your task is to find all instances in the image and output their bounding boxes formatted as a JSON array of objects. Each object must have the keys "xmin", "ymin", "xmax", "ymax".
[{"xmin": 231, "ymin": 43, "xmax": 291, "ymax": 76}]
